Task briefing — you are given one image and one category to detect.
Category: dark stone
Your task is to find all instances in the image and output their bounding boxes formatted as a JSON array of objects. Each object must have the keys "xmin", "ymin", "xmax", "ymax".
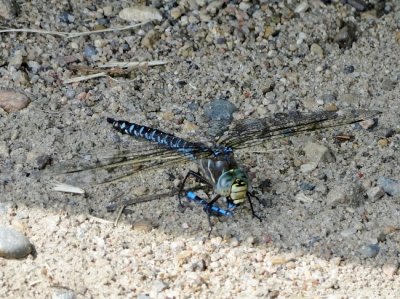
[
  {"xmin": 343, "ymin": 65, "xmax": 355, "ymax": 74},
  {"xmin": 204, "ymin": 98, "xmax": 237, "ymax": 122}
]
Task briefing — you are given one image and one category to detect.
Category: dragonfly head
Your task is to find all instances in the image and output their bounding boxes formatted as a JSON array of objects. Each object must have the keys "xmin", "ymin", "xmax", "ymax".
[{"xmin": 216, "ymin": 169, "xmax": 248, "ymax": 205}]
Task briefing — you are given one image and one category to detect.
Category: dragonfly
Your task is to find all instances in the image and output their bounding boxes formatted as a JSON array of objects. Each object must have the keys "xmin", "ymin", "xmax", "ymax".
[{"xmin": 94, "ymin": 108, "xmax": 380, "ymax": 234}]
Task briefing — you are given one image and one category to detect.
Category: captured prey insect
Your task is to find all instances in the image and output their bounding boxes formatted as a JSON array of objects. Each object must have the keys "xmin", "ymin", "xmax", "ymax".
[
  {"xmin": 105, "ymin": 108, "xmax": 380, "ymax": 233},
  {"xmin": 112, "ymin": 187, "xmax": 234, "ymax": 230}
]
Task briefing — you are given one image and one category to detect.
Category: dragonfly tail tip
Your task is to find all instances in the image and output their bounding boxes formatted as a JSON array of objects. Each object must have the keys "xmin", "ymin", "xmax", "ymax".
[{"xmin": 107, "ymin": 117, "xmax": 115, "ymax": 124}]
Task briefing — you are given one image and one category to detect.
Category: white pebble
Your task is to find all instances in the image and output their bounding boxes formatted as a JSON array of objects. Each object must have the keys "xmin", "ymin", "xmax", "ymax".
[{"xmin": 119, "ymin": 6, "xmax": 162, "ymax": 22}]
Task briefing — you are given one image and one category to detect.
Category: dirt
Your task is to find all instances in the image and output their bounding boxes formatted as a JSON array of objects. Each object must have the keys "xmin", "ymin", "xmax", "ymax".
[{"xmin": 0, "ymin": 0, "xmax": 400, "ymax": 298}]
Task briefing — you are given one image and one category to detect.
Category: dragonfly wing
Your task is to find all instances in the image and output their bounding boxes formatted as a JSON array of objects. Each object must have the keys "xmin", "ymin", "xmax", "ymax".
[
  {"xmin": 51, "ymin": 140, "xmax": 215, "ymax": 185},
  {"xmin": 218, "ymin": 109, "xmax": 381, "ymax": 149}
]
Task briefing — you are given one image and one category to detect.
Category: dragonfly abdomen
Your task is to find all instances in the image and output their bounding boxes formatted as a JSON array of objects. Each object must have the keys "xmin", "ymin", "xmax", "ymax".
[{"xmin": 107, "ymin": 118, "xmax": 204, "ymax": 156}]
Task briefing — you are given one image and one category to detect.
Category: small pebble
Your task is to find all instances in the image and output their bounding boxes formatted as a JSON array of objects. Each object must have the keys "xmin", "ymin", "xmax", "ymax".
[
  {"xmin": 310, "ymin": 43, "xmax": 324, "ymax": 58},
  {"xmin": 326, "ymin": 186, "xmax": 348, "ymax": 207},
  {"xmin": 345, "ymin": 0, "xmax": 368, "ymax": 12},
  {"xmin": 324, "ymin": 103, "xmax": 338, "ymax": 112},
  {"xmin": 359, "ymin": 118, "xmax": 376, "ymax": 130},
  {"xmin": 299, "ymin": 182, "xmax": 315, "ymax": 191},
  {"xmin": 65, "ymin": 89, "xmax": 76, "ymax": 99},
  {"xmin": 204, "ymin": 98, "xmax": 237, "ymax": 121},
  {"xmin": 170, "ymin": 7, "xmax": 183, "ymax": 19},
  {"xmin": 382, "ymin": 262, "xmax": 399, "ymax": 276},
  {"xmin": 35, "ymin": 154, "xmax": 51, "ymax": 170},
  {"xmin": 300, "ymin": 162, "xmax": 318, "ymax": 173},
  {"xmin": 343, "ymin": 65, "xmax": 355, "ymax": 74},
  {"xmin": 270, "ymin": 256, "xmax": 290, "ymax": 265},
  {"xmin": 376, "ymin": 1, "xmax": 391, "ymax": 17},
  {"xmin": 377, "ymin": 177, "xmax": 400, "ymax": 196},
  {"xmin": 103, "ymin": 6, "xmax": 113, "ymax": 17},
  {"xmin": 182, "ymin": 120, "xmax": 198, "ymax": 133},
  {"xmin": 119, "ymin": 6, "xmax": 162, "ymax": 22},
  {"xmin": 238, "ymin": 2, "xmax": 251, "ymax": 11},
  {"xmin": 295, "ymin": 2, "xmax": 309, "ymax": 13},
  {"xmin": 340, "ymin": 227, "xmax": 357, "ymax": 238},
  {"xmin": 52, "ymin": 288, "xmax": 77, "ymax": 299},
  {"xmin": 141, "ymin": 29, "xmax": 159, "ymax": 49},
  {"xmin": 83, "ymin": 45, "xmax": 97, "ymax": 59},
  {"xmin": 0, "ymin": 0, "xmax": 19, "ymax": 19},
  {"xmin": 8, "ymin": 50, "xmax": 24, "ymax": 68},
  {"xmin": 230, "ymin": 237, "xmax": 240, "ymax": 247},
  {"xmin": 132, "ymin": 220, "xmax": 154, "ymax": 232},
  {"xmin": 41, "ymin": 215, "xmax": 61, "ymax": 232},
  {"xmin": 366, "ymin": 186, "xmax": 385, "ymax": 201},
  {"xmin": 296, "ymin": 32, "xmax": 307, "ymax": 45},
  {"xmin": 0, "ymin": 90, "xmax": 31, "ymax": 112},
  {"xmin": 59, "ymin": 11, "xmax": 74, "ymax": 23},
  {"xmin": 206, "ymin": 1, "xmax": 224, "ymax": 15},
  {"xmin": 0, "ymin": 226, "xmax": 32, "ymax": 259},
  {"xmin": 295, "ymin": 192, "xmax": 313, "ymax": 203},
  {"xmin": 341, "ymin": 93, "xmax": 358, "ymax": 105},
  {"xmin": 381, "ymin": 78, "xmax": 395, "ymax": 91},
  {"xmin": 334, "ymin": 24, "xmax": 357, "ymax": 49},
  {"xmin": 303, "ymin": 142, "xmax": 335, "ymax": 164},
  {"xmin": 96, "ymin": 18, "xmax": 109, "ymax": 26},
  {"xmin": 152, "ymin": 280, "xmax": 167, "ymax": 293},
  {"xmin": 359, "ymin": 244, "xmax": 380, "ymax": 259},
  {"xmin": 263, "ymin": 26, "xmax": 276, "ymax": 39},
  {"xmin": 27, "ymin": 61, "xmax": 40, "ymax": 74},
  {"xmin": 377, "ymin": 138, "xmax": 389, "ymax": 147},
  {"xmin": 245, "ymin": 236, "xmax": 256, "ymax": 245},
  {"xmin": 320, "ymin": 93, "xmax": 336, "ymax": 104},
  {"xmin": 0, "ymin": 203, "xmax": 11, "ymax": 218}
]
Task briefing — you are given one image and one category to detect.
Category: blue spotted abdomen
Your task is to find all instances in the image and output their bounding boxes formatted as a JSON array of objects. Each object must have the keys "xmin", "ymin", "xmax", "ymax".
[{"xmin": 107, "ymin": 118, "xmax": 206, "ymax": 157}]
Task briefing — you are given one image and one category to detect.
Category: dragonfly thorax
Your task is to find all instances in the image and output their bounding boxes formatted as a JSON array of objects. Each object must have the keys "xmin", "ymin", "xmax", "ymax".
[{"xmin": 216, "ymin": 169, "xmax": 248, "ymax": 205}]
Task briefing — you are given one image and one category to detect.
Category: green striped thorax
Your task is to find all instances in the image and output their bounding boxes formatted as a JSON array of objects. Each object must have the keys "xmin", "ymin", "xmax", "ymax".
[{"xmin": 198, "ymin": 146, "xmax": 249, "ymax": 205}]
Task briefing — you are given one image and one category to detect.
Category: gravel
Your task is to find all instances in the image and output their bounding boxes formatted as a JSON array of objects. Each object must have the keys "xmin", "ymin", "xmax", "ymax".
[{"xmin": 0, "ymin": 0, "xmax": 399, "ymax": 298}]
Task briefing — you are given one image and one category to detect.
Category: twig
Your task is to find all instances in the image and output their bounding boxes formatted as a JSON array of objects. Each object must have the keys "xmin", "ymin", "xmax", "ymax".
[
  {"xmin": 97, "ymin": 60, "xmax": 170, "ymax": 68},
  {"xmin": 63, "ymin": 60, "xmax": 170, "ymax": 83},
  {"xmin": 0, "ymin": 22, "xmax": 148, "ymax": 39},
  {"xmin": 63, "ymin": 72, "xmax": 107, "ymax": 84}
]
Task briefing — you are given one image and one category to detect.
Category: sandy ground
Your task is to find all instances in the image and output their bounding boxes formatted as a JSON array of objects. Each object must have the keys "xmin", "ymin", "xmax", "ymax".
[{"xmin": 1, "ymin": 0, "xmax": 400, "ymax": 298}]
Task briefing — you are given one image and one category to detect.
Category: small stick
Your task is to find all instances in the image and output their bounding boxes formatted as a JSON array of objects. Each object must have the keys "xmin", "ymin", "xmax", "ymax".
[{"xmin": 0, "ymin": 23, "xmax": 148, "ymax": 39}]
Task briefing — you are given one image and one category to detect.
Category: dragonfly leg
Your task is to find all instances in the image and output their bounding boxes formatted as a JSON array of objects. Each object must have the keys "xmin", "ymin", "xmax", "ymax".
[
  {"xmin": 178, "ymin": 170, "xmax": 212, "ymax": 206},
  {"xmin": 207, "ymin": 215, "xmax": 214, "ymax": 238},
  {"xmin": 204, "ymin": 194, "xmax": 221, "ymax": 237},
  {"xmin": 247, "ymin": 191, "xmax": 262, "ymax": 203},
  {"xmin": 247, "ymin": 192, "xmax": 262, "ymax": 222}
]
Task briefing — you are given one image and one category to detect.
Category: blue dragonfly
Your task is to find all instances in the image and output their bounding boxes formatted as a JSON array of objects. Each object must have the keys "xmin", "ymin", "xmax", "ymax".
[{"xmin": 93, "ymin": 108, "xmax": 380, "ymax": 234}]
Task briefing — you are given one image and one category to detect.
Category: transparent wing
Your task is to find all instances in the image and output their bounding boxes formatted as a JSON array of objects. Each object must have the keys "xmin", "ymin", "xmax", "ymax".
[
  {"xmin": 50, "ymin": 139, "xmax": 215, "ymax": 185},
  {"xmin": 217, "ymin": 109, "xmax": 381, "ymax": 149}
]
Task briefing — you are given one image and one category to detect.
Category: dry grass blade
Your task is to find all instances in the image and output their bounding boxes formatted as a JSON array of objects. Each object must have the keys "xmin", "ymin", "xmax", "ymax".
[
  {"xmin": 97, "ymin": 60, "xmax": 170, "ymax": 68},
  {"xmin": 0, "ymin": 23, "xmax": 148, "ymax": 38},
  {"xmin": 63, "ymin": 72, "xmax": 107, "ymax": 84},
  {"xmin": 52, "ymin": 183, "xmax": 85, "ymax": 194}
]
